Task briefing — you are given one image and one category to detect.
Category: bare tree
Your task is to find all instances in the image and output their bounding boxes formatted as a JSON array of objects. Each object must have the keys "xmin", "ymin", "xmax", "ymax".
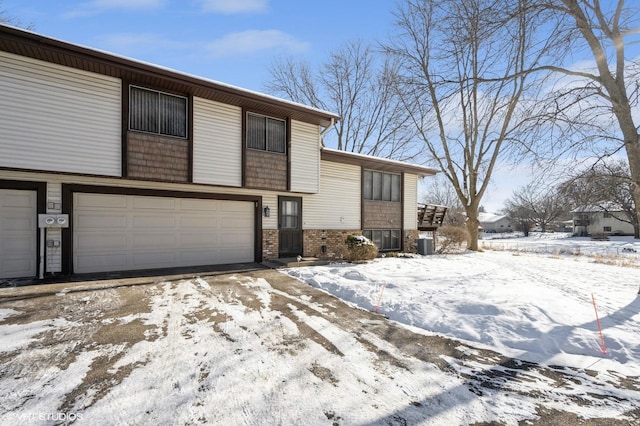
[
  {"xmin": 505, "ymin": 184, "xmax": 569, "ymax": 233},
  {"xmin": 559, "ymin": 159, "xmax": 638, "ymax": 237},
  {"xmin": 421, "ymin": 174, "xmax": 466, "ymax": 226},
  {"xmin": 531, "ymin": 0, "xmax": 640, "ymax": 239},
  {"xmin": 0, "ymin": 2, "xmax": 33, "ymax": 29},
  {"xmin": 385, "ymin": 0, "xmax": 549, "ymax": 250},
  {"xmin": 266, "ymin": 40, "xmax": 422, "ymax": 161}
]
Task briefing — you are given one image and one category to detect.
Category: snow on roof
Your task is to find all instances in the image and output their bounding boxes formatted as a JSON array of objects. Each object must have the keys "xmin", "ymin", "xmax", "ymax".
[
  {"xmin": 571, "ymin": 203, "xmax": 625, "ymax": 213},
  {"xmin": 478, "ymin": 212, "xmax": 508, "ymax": 223}
]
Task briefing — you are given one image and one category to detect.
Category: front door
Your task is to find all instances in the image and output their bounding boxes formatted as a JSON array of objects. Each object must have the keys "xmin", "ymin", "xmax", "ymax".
[{"xmin": 279, "ymin": 196, "xmax": 302, "ymax": 257}]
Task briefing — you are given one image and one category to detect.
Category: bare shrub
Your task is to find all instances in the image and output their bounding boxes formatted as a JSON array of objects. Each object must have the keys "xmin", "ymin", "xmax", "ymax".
[
  {"xmin": 344, "ymin": 235, "xmax": 378, "ymax": 262},
  {"xmin": 437, "ymin": 226, "xmax": 470, "ymax": 254}
]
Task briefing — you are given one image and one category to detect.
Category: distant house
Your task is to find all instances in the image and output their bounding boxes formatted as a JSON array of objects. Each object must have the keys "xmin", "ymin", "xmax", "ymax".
[
  {"xmin": 571, "ymin": 205, "xmax": 635, "ymax": 236},
  {"xmin": 479, "ymin": 212, "xmax": 513, "ymax": 233}
]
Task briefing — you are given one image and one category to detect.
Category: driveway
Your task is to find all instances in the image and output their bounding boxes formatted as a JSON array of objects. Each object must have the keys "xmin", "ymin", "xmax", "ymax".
[{"xmin": 0, "ymin": 268, "xmax": 636, "ymax": 425}]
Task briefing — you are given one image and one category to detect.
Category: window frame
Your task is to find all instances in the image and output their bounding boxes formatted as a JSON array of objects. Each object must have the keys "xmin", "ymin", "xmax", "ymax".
[
  {"xmin": 246, "ymin": 112, "xmax": 287, "ymax": 154},
  {"xmin": 363, "ymin": 229, "xmax": 401, "ymax": 251},
  {"xmin": 128, "ymin": 85, "xmax": 188, "ymax": 138},
  {"xmin": 363, "ymin": 170, "xmax": 402, "ymax": 202}
]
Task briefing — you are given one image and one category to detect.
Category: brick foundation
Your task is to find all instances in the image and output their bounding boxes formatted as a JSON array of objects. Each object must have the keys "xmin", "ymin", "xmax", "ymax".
[
  {"xmin": 303, "ymin": 229, "xmax": 362, "ymax": 260},
  {"xmin": 262, "ymin": 230, "xmax": 279, "ymax": 261},
  {"xmin": 264, "ymin": 229, "xmax": 419, "ymax": 260}
]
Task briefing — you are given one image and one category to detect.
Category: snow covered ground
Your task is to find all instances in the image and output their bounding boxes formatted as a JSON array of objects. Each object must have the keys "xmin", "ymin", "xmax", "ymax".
[{"xmin": 0, "ymin": 234, "xmax": 639, "ymax": 425}]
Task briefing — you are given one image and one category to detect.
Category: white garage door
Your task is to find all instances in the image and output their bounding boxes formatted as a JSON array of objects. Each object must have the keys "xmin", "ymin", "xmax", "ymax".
[
  {"xmin": 0, "ymin": 189, "xmax": 37, "ymax": 279},
  {"xmin": 73, "ymin": 193, "xmax": 255, "ymax": 274}
]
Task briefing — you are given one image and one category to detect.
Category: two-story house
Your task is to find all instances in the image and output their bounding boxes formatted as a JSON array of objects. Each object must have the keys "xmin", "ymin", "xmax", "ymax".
[
  {"xmin": 0, "ymin": 24, "xmax": 436, "ymax": 280},
  {"xmin": 571, "ymin": 204, "xmax": 635, "ymax": 236}
]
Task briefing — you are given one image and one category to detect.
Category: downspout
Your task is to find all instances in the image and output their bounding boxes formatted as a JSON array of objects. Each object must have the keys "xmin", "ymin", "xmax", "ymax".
[{"xmin": 319, "ymin": 118, "xmax": 335, "ymax": 147}]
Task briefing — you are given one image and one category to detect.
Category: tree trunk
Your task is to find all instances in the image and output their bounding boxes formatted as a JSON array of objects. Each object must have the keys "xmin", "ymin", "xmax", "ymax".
[{"xmin": 466, "ymin": 210, "xmax": 480, "ymax": 251}]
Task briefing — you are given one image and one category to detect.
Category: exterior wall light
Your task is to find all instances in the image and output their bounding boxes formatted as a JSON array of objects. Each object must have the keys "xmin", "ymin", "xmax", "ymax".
[{"xmin": 264, "ymin": 206, "xmax": 270, "ymax": 217}]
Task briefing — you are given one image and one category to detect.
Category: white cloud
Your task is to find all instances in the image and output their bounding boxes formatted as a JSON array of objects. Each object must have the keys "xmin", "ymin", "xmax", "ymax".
[
  {"xmin": 197, "ymin": 0, "xmax": 268, "ymax": 14},
  {"xmin": 206, "ymin": 30, "xmax": 309, "ymax": 58},
  {"xmin": 63, "ymin": 0, "xmax": 166, "ymax": 18}
]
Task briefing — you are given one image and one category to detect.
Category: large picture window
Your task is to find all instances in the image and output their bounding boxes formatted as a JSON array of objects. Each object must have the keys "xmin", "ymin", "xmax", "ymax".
[
  {"xmin": 129, "ymin": 86, "xmax": 187, "ymax": 138},
  {"xmin": 247, "ymin": 113, "xmax": 286, "ymax": 154},
  {"xmin": 364, "ymin": 229, "xmax": 401, "ymax": 251},
  {"xmin": 364, "ymin": 170, "xmax": 401, "ymax": 201}
]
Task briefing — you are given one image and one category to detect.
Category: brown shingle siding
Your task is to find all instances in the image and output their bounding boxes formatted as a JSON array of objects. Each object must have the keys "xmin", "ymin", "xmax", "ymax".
[{"xmin": 126, "ymin": 132, "xmax": 189, "ymax": 183}]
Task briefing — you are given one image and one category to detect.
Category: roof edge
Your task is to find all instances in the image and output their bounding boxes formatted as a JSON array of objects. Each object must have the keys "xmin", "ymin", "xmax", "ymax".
[{"xmin": 321, "ymin": 148, "xmax": 437, "ymax": 177}]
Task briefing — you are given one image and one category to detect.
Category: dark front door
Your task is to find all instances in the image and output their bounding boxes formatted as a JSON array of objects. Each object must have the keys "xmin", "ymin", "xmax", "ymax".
[{"xmin": 279, "ymin": 196, "xmax": 302, "ymax": 257}]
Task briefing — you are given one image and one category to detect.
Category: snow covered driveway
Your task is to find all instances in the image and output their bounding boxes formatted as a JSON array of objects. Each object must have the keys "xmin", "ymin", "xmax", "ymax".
[{"xmin": 1, "ymin": 258, "xmax": 638, "ymax": 425}]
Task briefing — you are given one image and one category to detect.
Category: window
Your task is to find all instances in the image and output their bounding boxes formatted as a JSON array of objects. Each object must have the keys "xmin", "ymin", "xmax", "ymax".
[
  {"xmin": 603, "ymin": 212, "xmax": 612, "ymax": 218},
  {"xmin": 247, "ymin": 113, "xmax": 286, "ymax": 153},
  {"xmin": 364, "ymin": 229, "xmax": 401, "ymax": 251},
  {"xmin": 603, "ymin": 226, "xmax": 612, "ymax": 232},
  {"xmin": 129, "ymin": 86, "xmax": 187, "ymax": 138},
  {"xmin": 364, "ymin": 170, "xmax": 401, "ymax": 201}
]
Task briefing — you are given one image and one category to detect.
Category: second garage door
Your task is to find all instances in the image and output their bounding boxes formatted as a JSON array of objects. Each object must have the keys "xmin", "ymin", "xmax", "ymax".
[
  {"xmin": 73, "ymin": 193, "xmax": 255, "ymax": 274},
  {"xmin": 0, "ymin": 189, "xmax": 37, "ymax": 279}
]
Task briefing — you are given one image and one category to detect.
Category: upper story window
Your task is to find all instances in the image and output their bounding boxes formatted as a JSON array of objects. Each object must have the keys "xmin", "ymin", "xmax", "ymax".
[
  {"xmin": 246, "ymin": 113, "xmax": 286, "ymax": 154},
  {"xmin": 364, "ymin": 170, "xmax": 401, "ymax": 202},
  {"xmin": 129, "ymin": 86, "xmax": 187, "ymax": 138}
]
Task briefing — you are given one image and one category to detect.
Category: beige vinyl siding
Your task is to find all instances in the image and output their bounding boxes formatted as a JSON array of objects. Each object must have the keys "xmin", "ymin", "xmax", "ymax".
[
  {"xmin": 193, "ymin": 97, "xmax": 242, "ymax": 187},
  {"xmin": 403, "ymin": 174, "xmax": 418, "ymax": 230},
  {"xmin": 290, "ymin": 120, "xmax": 320, "ymax": 194},
  {"xmin": 261, "ymin": 193, "xmax": 279, "ymax": 230},
  {"xmin": 0, "ymin": 51, "xmax": 121, "ymax": 176},
  {"xmin": 303, "ymin": 161, "xmax": 361, "ymax": 230}
]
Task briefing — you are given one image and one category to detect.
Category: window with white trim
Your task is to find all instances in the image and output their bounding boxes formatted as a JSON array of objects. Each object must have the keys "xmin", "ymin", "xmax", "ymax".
[
  {"xmin": 129, "ymin": 86, "xmax": 187, "ymax": 138},
  {"xmin": 247, "ymin": 113, "xmax": 286, "ymax": 154}
]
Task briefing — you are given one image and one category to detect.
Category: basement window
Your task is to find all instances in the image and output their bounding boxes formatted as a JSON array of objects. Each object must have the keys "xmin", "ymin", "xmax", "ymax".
[
  {"xmin": 129, "ymin": 86, "xmax": 188, "ymax": 138},
  {"xmin": 364, "ymin": 229, "xmax": 401, "ymax": 251}
]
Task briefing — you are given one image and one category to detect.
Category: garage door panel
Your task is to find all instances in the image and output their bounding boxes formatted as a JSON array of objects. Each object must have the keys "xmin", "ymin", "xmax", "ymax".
[
  {"xmin": 74, "ymin": 193, "xmax": 254, "ymax": 274},
  {"xmin": 1, "ymin": 215, "xmax": 34, "ymax": 231},
  {"xmin": 132, "ymin": 251, "xmax": 177, "ymax": 267},
  {"xmin": 181, "ymin": 232, "xmax": 218, "ymax": 247},
  {"xmin": 133, "ymin": 197, "xmax": 176, "ymax": 210},
  {"xmin": 76, "ymin": 233, "xmax": 127, "ymax": 251},
  {"xmin": 132, "ymin": 233, "xmax": 176, "ymax": 248},
  {"xmin": 180, "ymin": 216, "xmax": 218, "ymax": 228},
  {"xmin": 1, "ymin": 189, "xmax": 37, "ymax": 279},
  {"xmin": 2, "ymin": 236, "xmax": 36, "ymax": 252},
  {"xmin": 77, "ymin": 214, "xmax": 128, "ymax": 229},
  {"xmin": 181, "ymin": 198, "xmax": 220, "ymax": 211},
  {"xmin": 132, "ymin": 215, "xmax": 176, "ymax": 228},
  {"xmin": 219, "ymin": 248, "xmax": 254, "ymax": 263},
  {"xmin": 76, "ymin": 253, "xmax": 128, "ymax": 272},
  {"xmin": 221, "ymin": 232, "xmax": 253, "ymax": 246},
  {"xmin": 223, "ymin": 200, "xmax": 253, "ymax": 213},
  {"xmin": 179, "ymin": 249, "xmax": 219, "ymax": 264},
  {"xmin": 77, "ymin": 193, "xmax": 127, "ymax": 209}
]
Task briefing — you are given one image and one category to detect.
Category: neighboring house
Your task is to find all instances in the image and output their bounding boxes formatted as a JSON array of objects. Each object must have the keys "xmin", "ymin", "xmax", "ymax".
[
  {"xmin": 0, "ymin": 24, "xmax": 436, "ymax": 280},
  {"xmin": 479, "ymin": 212, "xmax": 513, "ymax": 233},
  {"xmin": 571, "ymin": 205, "xmax": 635, "ymax": 236}
]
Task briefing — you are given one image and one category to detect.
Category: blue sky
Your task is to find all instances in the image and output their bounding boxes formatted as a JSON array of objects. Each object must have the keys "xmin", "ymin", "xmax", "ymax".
[
  {"xmin": 0, "ymin": 0, "xmax": 539, "ymax": 211},
  {"xmin": 3, "ymin": 0, "xmax": 396, "ymax": 93}
]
